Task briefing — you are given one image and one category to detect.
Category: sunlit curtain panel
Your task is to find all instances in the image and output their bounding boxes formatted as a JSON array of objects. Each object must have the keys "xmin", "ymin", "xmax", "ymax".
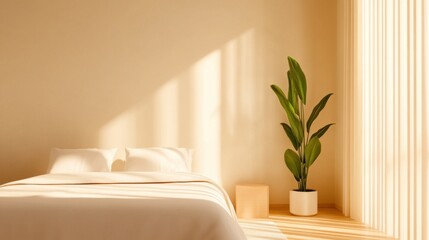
[{"xmin": 338, "ymin": 0, "xmax": 429, "ymax": 239}]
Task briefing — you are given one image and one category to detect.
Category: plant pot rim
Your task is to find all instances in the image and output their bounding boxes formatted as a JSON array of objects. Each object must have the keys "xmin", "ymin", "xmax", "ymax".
[{"xmin": 291, "ymin": 189, "xmax": 317, "ymax": 192}]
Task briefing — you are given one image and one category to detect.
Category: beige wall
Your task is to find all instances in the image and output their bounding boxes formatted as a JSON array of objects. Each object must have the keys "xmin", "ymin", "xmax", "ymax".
[{"xmin": 0, "ymin": 0, "xmax": 337, "ymax": 204}]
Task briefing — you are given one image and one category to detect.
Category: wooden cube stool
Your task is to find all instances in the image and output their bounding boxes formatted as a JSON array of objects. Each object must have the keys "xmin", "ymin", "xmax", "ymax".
[{"xmin": 235, "ymin": 184, "xmax": 269, "ymax": 218}]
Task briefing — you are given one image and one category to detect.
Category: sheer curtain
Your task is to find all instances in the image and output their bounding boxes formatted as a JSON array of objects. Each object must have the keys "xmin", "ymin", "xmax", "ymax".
[{"xmin": 338, "ymin": 0, "xmax": 428, "ymax": 239}]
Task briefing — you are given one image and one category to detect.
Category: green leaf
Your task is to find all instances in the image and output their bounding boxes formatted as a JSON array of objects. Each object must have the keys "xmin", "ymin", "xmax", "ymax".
[
  {"xmin": 271, "ymin": 85, "xmax": 288, "ymax": 112},
  {"xmin": 307, "ymin": 93, "xmax": 333, "ymax": 132},
  {"xmin": 304, "ymin": 137, "xmax": 321, "ymax": 167},
  {"xmin": 287, "ymin": 71, "xmax": 299, "ymax": 114},
  {"xmin": 288, "ymin": 56, "xmax": 307, "ymax": 104},
  {"xmin": 285, "ymin": 107, "xmax": 304, "ymax": 144},
  {"xmin": 310, "ymin": 123, "xmax": 334, "ymax": 140},
  {"xmin": 281, "ymin": 123, "xmax": 301, "ymax": 150},
  {"xmin": 271, "ymin": 85, "xmax": 304, "ymax": 143},
  {"xmin": 284, "ymin": 149, "xmax": 301, "ymax": 181}
]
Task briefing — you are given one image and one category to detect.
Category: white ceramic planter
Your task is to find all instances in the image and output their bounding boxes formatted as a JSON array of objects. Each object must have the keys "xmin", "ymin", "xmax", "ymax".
[{"xmin": 289, "ymin": 190, "xmax": 318, "ymax": 216}]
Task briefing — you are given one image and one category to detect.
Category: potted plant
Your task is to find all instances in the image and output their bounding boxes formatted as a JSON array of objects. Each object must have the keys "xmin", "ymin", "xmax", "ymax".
[{"xmin": 271, "ymin": 56, "xmax": 333, "ymax": 216}]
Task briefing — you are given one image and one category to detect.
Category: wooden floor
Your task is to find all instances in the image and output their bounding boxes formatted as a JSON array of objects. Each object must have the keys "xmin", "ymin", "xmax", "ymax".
[{"xmin": 268, "ymin": 206, "xmax": 396, "ymax": 240}]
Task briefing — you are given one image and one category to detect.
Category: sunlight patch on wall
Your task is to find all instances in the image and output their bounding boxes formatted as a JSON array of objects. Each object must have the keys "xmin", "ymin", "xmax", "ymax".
[
  {"xmin": 97, "ymin": 49, "xmax": 223, "ymax": 181},
  {"xmin": 223, "ymin": 29, "xmax": 256, "ymax": 136},
  {"xmin": 223, "ymin": 38, "xmax": 238, "ymax": 135},
  {"xmin": 190, "ymin": 50, "xmax": 222, "ymax": 183},
  {"xmin": 236, "ymin": 29, "xmax": 256, "ymax": 119}
]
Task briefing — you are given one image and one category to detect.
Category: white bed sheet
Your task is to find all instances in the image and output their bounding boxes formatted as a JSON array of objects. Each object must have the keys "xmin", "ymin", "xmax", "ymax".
[{"xmin": 0, "ymin": 172, "xmax": 246, "ymax": 240}]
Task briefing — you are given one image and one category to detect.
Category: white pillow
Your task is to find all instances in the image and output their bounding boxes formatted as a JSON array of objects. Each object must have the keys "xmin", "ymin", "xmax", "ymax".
[
  {"xmin": 47, "ymin": 148, "xmax": 117, "ymax": 173},
  {"xmin": 124, "ymin": 147, "xmax": 192, "ymax": 172}
]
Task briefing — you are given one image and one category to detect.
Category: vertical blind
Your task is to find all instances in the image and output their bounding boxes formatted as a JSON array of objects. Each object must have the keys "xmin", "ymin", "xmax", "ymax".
[{"xmin": 339, "ymin": 0, "xmax": 428, "ymax": 239}]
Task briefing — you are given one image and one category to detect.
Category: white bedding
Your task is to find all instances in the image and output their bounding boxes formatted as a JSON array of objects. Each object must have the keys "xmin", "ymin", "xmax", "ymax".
[{"xmin": 0, "ymin": 172, "xmax": 246, "ymax": 240}]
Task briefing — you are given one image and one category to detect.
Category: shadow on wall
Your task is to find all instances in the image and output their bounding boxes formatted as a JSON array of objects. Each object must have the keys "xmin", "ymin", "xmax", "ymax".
[{"xmin": 0, "ymin": 0, "xmax": 337, "ymax": 204}]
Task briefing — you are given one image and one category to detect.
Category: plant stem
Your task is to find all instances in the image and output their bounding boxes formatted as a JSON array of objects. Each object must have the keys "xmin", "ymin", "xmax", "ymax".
[{"xmin": 300, "ymin": 100, "xmax": 307, "ymax": 191}]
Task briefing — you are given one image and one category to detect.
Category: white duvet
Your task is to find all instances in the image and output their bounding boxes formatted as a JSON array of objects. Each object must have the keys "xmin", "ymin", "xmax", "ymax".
[{"xmin": 0, "ymin": 172, "xmax": 246, "ymax": 240}]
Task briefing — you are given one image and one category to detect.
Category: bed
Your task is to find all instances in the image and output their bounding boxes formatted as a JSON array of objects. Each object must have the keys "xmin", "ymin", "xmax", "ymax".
[{"xmin": 0, "ymin": 148, "xmax": 246, "ymax": 240}]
